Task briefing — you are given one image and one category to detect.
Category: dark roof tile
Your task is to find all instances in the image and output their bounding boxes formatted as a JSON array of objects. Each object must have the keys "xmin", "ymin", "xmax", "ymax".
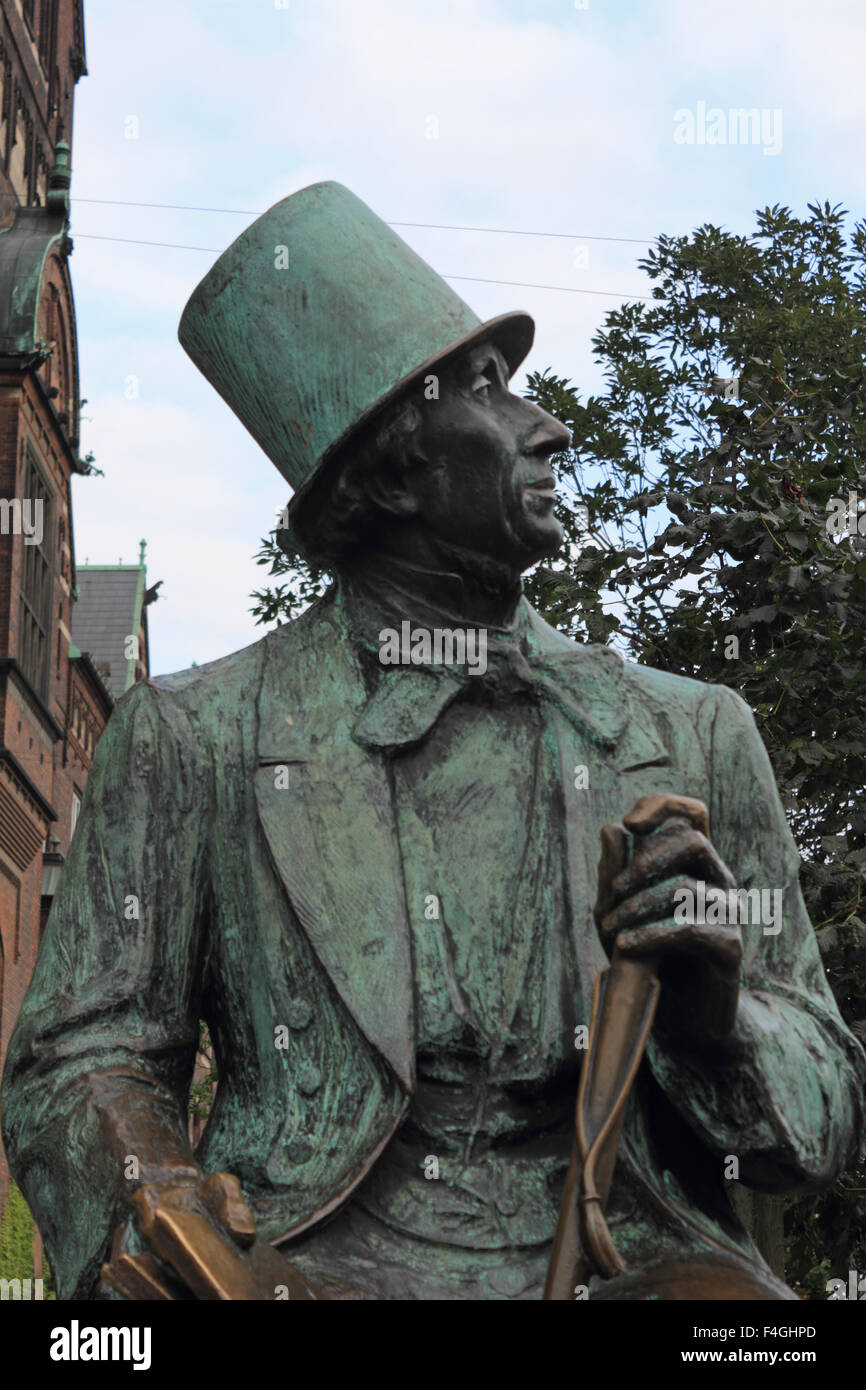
[{"xmin": 71, "ymin": 567, "xmax": 143, "ymax": 699}]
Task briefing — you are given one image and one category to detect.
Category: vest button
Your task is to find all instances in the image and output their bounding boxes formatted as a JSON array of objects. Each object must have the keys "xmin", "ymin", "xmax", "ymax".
[
  {"xmin": 287, "ymin": 997, "xmax": 314, "ymax": 1029},
  {"xmin": 297, "ymin": 1063, "xmax": 322, "ymax": 1096},
  {"xmin": 495, "ymin": 1190, "xmax": 521, "ymax": 1217},
  {"xmin": 486, "ymin": 1267, "xmax": 529, "ymax": 1297}
]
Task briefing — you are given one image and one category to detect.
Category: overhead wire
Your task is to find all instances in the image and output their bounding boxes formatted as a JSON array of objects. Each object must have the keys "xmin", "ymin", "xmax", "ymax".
[
  {"xmin": 70, "ymin": 196, "xmax": 652, "ymax": 245},
  {"xmin": 71, "ymin": 208, "xmax": 656, "ymax": 301}
]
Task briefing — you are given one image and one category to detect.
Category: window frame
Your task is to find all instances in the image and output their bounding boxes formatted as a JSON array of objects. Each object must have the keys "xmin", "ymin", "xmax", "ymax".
[{"xmin": 17, "ymin": 444, "xmax": 54, "ymax": 701}]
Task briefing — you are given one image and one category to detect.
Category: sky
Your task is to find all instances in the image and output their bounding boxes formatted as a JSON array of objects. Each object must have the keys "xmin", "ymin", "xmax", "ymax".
[{"xmin": 67, "ymin": 0, "xmax": 866, "ymax": 677}]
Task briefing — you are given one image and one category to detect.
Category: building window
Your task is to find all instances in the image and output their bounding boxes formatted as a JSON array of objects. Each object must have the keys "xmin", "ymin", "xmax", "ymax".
[
  {"xmin": 9, "ymin": 98, "xmax": 27, "ymax": 193},
  {"xmin": 70, "ymin": 789, "xmax": 81, "ymax": 838},
  {"xmin": 18, "ymin": 450, "xmax": 53, "ymax": 699},
  {"xmin": 0, "ymin": 59, "xmax": 6, "ymax": 169},
  {"xmin": 38, "ymin": 1, "xmax": 54, "ymax": 71},
  {"xmin": 49, "ymin": 63, "xmax": 60, "ymax": 124},
  {"xmin": 22, "ymin": 118, "xmax": 37, "ymax": 201},
  {"xmin": 34, "ymin": 143, "xmax": 47, "ymax": 204}
]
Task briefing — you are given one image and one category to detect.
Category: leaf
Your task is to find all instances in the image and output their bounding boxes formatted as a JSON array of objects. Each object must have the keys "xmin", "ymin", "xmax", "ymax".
[{"xmin": 741, "ymin": 605, "xmax": 780, "ymax": 624}]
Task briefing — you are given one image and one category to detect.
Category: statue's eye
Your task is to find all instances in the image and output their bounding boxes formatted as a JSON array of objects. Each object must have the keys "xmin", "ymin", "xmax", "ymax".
[{"xmin": 472, "ymin": 373, "xmax": 493, "ymax": 399}]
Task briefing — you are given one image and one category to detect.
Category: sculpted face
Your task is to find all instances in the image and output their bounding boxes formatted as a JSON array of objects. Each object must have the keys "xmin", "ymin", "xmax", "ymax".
[{"xmin": 372, "ymin": 339, "xmax": 572, "ymax": 573}]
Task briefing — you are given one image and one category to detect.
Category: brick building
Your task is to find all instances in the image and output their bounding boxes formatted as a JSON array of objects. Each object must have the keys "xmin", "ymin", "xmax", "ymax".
[
  {"xmin": 0, "ymin": 3, "xmax": 159, "ymax": 1238},
  {"xmin": 0, "ymin": 1, "xmax": 85, "ymax": 230},
  {"xmin": 0, "ymin": 0, "xmax": 88, "ymax": 1225}
]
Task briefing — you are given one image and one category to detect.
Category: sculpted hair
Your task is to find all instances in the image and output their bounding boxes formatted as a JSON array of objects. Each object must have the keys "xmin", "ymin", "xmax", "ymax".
[{"xmin": 289, "ymin": 397, "xmax": 425, "ymax": 566}]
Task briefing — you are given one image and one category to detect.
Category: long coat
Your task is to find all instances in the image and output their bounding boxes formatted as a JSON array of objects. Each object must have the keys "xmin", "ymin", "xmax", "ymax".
[{"xmin": 2, "ymin": 585, "xmax": 863, "ymax": 1298}]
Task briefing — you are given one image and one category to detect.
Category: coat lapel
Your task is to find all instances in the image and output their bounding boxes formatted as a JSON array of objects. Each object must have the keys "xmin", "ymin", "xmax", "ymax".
[{"xmin": 255, "ymin": 592, "xmax": 414, "ymax": 1092}]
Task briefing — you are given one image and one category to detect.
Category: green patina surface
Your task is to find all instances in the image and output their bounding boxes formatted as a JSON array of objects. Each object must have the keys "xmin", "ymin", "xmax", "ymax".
[
  {"xmin": 1, "ymin": 581, "xmax": 863, "ymax": 1298},
  {"xmin": 1, "ymin": 181, "xmax": 862, "ymax": 1301}
]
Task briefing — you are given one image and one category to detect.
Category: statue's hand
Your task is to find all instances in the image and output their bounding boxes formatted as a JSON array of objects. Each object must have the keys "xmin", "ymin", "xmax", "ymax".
[
  {"xmin": 102, "ymin": 1171, "xmax": 318, "ymax": 1300},
  {"xmin": 133, "ymin": 1169, "xmax": 257, "ymax": 1253},
  {"xmin": 594, "ymin": 794, "xmax": 742, "ymax": 1046}
]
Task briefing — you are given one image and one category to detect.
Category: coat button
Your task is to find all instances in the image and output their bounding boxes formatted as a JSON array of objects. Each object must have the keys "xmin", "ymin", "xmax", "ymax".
[
  {"xmin": 495, "ymin": 1190, "xmax": 521, "ymax": 1217},
  {"xmin": 486, "ymin": 1267, "xmax": 529, "ymax": 1297},
  {"xmin": 286, "ymin": 1137, "xmax": 314, "ymax": 1164},
  {"xmin": 297, "ymin": 1063, "xmax": 321, "ymax": 1096},
  {"xmin": 287, "ymin": 997, "xmax": 314, "ymax": 1029}
]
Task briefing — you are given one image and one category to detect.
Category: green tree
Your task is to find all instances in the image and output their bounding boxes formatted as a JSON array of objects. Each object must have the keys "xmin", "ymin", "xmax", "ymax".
[
  {"xmin": 189, "ymin": 1021, "xmax": 219, "ymax": 1139},
  {"xmin": 250, "ymin": 201, "xmax": 866, "ymax": 1294},
  {"xmin": 531, "ymin": 201, "xmax": 866, "ymax": 1295},
  {"xmin": 0, "ymin": 1180, "xmax": 55, "ymax": 1297}
]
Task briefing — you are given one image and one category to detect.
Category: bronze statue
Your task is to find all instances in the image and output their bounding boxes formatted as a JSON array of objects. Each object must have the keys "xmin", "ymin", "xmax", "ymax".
[{"xmin": 2, "ymin": 182, "xmax": 862, "ymax": 1300}]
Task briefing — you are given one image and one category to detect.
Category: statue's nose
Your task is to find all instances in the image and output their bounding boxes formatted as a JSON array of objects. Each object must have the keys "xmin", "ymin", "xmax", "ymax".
[{"xmin": 521, "ymin": 401, "xmax": 572, "ymax": 457}]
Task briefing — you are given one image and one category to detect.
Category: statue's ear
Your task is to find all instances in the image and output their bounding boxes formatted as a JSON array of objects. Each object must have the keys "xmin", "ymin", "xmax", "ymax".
[
  {"xmin": 363, "ymin": 465, "xmax": 422, "ymax": 518},
  {"xmin": 360, "ymin": 423, "xmax": 429, "ymax": 518}
]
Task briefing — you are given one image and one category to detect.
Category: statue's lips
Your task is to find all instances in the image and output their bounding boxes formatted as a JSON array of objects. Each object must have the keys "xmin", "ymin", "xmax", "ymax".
[{"xmin": 523, "ymin": 478, "xmax": 557, "ymax": 495}]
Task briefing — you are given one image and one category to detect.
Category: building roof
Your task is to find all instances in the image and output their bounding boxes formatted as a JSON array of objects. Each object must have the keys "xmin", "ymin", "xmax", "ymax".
[{"xmin": 70, "ymin": 549, "xmax": 148, "ymax": 700}]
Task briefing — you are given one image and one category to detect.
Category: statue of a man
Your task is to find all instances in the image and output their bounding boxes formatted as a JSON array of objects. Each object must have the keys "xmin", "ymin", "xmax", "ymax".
[{"xmin": 3, "ymin": 183, "xmax": 863, "ymax": 1301}]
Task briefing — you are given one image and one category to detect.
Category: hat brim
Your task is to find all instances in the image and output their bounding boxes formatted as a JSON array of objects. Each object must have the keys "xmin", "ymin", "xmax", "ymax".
[{"xmin": 284, "ymin": 308, "xmax": 534, "ymax": 553}]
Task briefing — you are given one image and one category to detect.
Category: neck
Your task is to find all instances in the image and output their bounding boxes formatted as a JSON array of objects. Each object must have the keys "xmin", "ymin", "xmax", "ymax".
[{"xmin": 341, "ymin": 538, "xmax": 524, "ymax": 630}]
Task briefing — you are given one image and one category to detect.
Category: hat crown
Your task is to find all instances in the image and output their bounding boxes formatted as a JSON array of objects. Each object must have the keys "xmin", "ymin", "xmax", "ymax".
[{"xmin": 179, "ymin": 181, "xmax": 533, "ymax": 512}]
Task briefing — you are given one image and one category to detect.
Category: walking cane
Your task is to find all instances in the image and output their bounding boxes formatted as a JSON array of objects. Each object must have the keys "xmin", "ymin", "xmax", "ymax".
[
  {"xmin": 543, "ymin": 948, "xmax": 660, "ymax": 1299},
  {"xmin": 544, "ymin": 806, "xmax": 799, "ymax": 1302}
]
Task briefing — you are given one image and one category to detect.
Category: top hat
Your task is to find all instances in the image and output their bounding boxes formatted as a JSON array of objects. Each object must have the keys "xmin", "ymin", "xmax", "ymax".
[{"xmin": 178, "ymin": 181, "xmax": 534, "ymax": 538}]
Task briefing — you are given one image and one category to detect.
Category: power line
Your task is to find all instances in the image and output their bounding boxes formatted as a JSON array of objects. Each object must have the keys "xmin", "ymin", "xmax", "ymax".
[
  {"xmin": 71, "ymin": 232, "xmax": 654, "ymax": 300},
  {"xmin": 393, "ymin": 222, "xmax": 648, "ymax": 246},
  {"xmin": 69, "ymin": 196, "xmax": 651, "ymax": 246},
  {"xmin": 74, "ymin": 232, "xmax": 221, "ymax": 252},
  {"xmin": 447, "ymin": 273, "xmax": 652, "ymax": 300},
  {"xmin": 73, "ymin": 197, "xmax": 261, "ymax": 215}
]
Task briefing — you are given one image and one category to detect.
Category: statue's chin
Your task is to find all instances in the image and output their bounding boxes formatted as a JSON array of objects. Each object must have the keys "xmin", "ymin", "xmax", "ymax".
[
  {"xmin": 512, "ymin": 516, "xmax": 564, "ymax": 571},
  {"xmin": 410, "ymin": 510, "xmax": 564, "ymax": 586}
]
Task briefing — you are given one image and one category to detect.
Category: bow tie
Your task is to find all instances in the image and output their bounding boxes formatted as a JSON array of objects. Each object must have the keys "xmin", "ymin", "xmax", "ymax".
[{"xmin": 351, "ymin": 625, "xmax": 628, "ymax": 755}]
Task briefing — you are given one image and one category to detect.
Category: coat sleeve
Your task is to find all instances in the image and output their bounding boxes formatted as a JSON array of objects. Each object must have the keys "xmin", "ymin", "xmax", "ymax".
[
  {"xmin": 0, "ymin": 678, "xmax": 209, "ymax": 1298},
  {"xmin": 645, "ymin": 683, "xmax": 866, "ymax": 1193}
]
